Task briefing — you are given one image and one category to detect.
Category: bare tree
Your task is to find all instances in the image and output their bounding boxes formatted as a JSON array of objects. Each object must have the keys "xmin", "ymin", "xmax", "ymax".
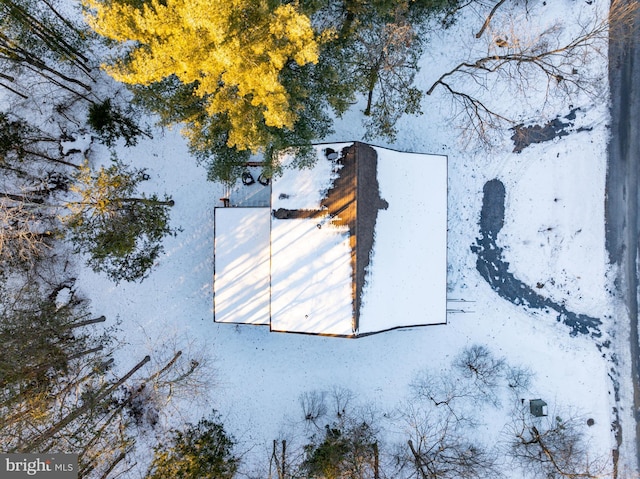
[
  {"xmin": 119, "ymin": 346, "xmax": 208, "ymax": 431},
  {"xmin": 427, "ymin": 0, "xmax": 638, "ymax": 144},
  {"xmin": 398, "ymin": 344, "xmax": 537, "ymax": 479},
  {"xmin": 412, "ymin": 344, "xmax": 517, "ymax": 414},
  {"xmin": 268, "ymin": 438, "xmax": 299, "ymax": 479},
  {"xmin": 0, "ymin": 199, "xmax": 55, "ymax": 268},
  {"xmin": 452, "ymin": 344, "xmax": 506, "ymax": 406},
  {"xmin": 410, "ymin": 370, "xmax": 478, "ymax": 427},
  {"xmin": 398, "ymin": 400, "xmax": 501, "ymax": 479},
  {"xmin": 504, "ymin": 365, "xmax": 534, "ymax": 393},
  {"xmin": 507, "ymin": 403, "xmax": 610, "ymax": 478},
  {"xmin": 300, "ymin": 390, "xmax": 329, "ymax": 425}
]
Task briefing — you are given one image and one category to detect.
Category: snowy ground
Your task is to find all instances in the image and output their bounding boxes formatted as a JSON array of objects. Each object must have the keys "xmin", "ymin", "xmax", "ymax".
[{"xmin": 51, "ymin": 0, "xmax": 635, "ymax": 476}]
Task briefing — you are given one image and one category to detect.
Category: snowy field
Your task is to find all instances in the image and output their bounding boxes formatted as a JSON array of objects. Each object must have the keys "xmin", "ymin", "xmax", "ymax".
[{"xmin": 38, "ymin": 0, "xmax": 635, "ymax": 476}]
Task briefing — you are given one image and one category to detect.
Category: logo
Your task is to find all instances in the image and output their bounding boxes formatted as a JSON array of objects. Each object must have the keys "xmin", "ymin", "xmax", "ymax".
[{"xmin": 0, "ymin": 454, "xmax": 77, "ymax": 478}]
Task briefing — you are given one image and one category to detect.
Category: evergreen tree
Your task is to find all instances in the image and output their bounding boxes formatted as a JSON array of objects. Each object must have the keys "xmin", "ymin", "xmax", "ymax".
[
  {"xmin": 145, "ymin": 413, "xmax": 238, "ymax": 479},
  {"xmin": 84, "ymin": 0, "xmax": 319, "ymax": 151},
  {"xmin": 84, "ymin": 0, "xmax": 461, "ymax": 183},
  {"xmin": 87, "ymin": 98, "xmax": 147, "ymax": 147},
  {"xmin": 0, "ymin": 275, "xmax": 135, "ymax": 476},
  {"xmin": 0, "ymin": 110, "xmax": 175, "ymax": 282},
  {"xmin": 302, "ymin": 0, "xmax": 461, "ymax": 141},
  {"xmin": 65, "ymin": 158, "xmax": 177, "ymax": 283},
  {"xmin": 303, "ymin": 422, "xmax": 378, "ymax": 479}
]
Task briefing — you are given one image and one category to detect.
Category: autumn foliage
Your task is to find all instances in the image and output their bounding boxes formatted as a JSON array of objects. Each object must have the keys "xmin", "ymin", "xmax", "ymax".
[{"xmin": 83, "ymin": 0, "xmax": 319, "ymax": 153}]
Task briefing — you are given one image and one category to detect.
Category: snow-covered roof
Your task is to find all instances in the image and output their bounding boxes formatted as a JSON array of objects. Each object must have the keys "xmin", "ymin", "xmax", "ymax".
[
  {"xmin": 358, "ymin": 146, "xmax": 448, "ymax": 334},
  {"xmin": 214, "ymin": 207, "xmax": 271, "ymax": 325},
  {"xmin": 270, "ymin": 217, "xmax": 353, "ymax": 335},
  {"xmin": 213, "ymin": 142, "xmax": 448, "ymax": 337}
]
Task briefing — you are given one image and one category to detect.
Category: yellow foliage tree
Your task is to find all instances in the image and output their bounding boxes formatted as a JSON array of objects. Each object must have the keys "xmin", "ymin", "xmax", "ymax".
[{"xmin": 83, "ymin": 0, "xmax": 319, "ymax": 152}]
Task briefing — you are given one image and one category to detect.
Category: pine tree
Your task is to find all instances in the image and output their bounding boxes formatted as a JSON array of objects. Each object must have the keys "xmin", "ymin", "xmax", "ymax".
[
  {"xmin": 64, "ymin": 158, "xmax": 177, "ymax": 283},
  {"xmin": 87, "ymin": 98, "xmax": 148, "ymax": 147},
  {"xmin": 84, "ymin": 0, "xmax": 319, "ymax": 154},
  {"xmin": 145, "ymin": 413, "xmax": 238, "ymax": 479}
]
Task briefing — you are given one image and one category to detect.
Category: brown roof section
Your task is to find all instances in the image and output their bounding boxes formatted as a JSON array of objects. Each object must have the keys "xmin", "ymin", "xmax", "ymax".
[{"xmin": 320, "ymin": 142, "xmax": 387, "ymax": 331}]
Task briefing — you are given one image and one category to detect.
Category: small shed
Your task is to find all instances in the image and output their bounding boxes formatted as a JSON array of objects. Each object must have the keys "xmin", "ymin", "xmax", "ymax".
[{"xmin": 529, "ymin": 399, "xmax": 548, "ymax": 417}]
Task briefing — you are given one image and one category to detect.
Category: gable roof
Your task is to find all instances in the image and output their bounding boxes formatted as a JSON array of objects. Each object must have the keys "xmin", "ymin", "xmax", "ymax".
[{"xmin": 213, "ymin": 142, "xmax": 447, "ymax": 337}]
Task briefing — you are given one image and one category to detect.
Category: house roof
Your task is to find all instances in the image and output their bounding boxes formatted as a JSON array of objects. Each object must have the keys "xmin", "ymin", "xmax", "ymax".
[
  {"xmin": 213, "ymin": 207, "xmax": 270, "ymax": 325},
  {"xmin": 358, "ymin": 145, "xmax": 448, "ymax": 334},
  {"xmin": 213, "ymin": 142, "xmax": 447, "ymax": 337}
]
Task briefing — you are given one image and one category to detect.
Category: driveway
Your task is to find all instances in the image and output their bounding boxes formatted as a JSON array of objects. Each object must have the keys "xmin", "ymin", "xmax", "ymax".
[{"xmin": 471, "ymin": 179, "xmax": 602, "ymax": 338}]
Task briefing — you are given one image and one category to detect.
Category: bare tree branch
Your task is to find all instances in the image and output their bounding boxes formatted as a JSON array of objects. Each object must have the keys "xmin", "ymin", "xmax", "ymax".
[
  {"xmin": 427, "ymin": 0, "xmax": 638, "ymax": 145},
  {"xmin": 475, "ymin": 0, "xmax": 509, "ymax": 38},
  {"xmin": 508, "ymin": 405, "xmax": 610, "ymax": 478}
]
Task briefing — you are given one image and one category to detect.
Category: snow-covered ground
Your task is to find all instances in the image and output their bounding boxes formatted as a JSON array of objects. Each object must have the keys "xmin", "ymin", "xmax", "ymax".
[{"xmin": 36, "ymin": 0, "xmax": 634, "ymax": 476}]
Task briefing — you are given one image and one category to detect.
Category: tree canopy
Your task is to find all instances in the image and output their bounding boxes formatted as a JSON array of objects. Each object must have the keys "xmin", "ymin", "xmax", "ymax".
[
  {"xmin": 84, "ymin": 0, "xmax": 320, "ymax": 153},
  {"xmin": 145, "ymin": 413, "xmax": 238, "ymax": 479},
  {"xmin": 84, "ymin": 0, "xmax": 461, "ymax": 183},
  {"xmin": 65, "ymin": 159, "xmax": 176, "ymax": 283}
]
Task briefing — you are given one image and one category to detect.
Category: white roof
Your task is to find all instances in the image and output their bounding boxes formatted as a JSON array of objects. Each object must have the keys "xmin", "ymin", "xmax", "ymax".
[
  {"xmin": 270, "ymin": 217, "xmax": 353, "ymax": 335},
  {"xmin": 214, "ymin": 207, "xmax": 270, "ymax": 325},
  {"xmin": 272, "ymin": 148, "xmax": 340, "ymax": 210},
  {"xmin": 358, "ymin": 147, "xmax": 448, "ymax": 333},
  {"xmin": 270, "ymin": 144, "xmax": 354, "ymax": 335}
]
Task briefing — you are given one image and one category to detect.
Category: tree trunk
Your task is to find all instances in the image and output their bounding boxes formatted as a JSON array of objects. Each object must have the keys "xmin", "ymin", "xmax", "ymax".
[
  {"xmin": 475, "ymin": 0, "xmax": 508, "ymax": 38},
  {"xmin": 64, "ymin": 316, "xmax": 106, "ymax": 330},
  {"xmin": 97, "ymin": 449, "xmax": 128, "ymax": 479},
  {"xmin": 67, "ymin": 345, "xmax": 104, "ymax": 361},
  {"xmin": 373, "ymin": 441, "xmax": 379, "ymax": 479},
  {"xmin": 41, "ymin": 0, "xmax": 88, "ymax": 42},
  {"xmin": 0, "ymin": 0, "xmax": 92, "ymax": 75},
  {"xmin": 120, "ymin": 197, "xmax": 175, "ymax": 207},
  {"xmin": 22, "ymin": 148, "xmax": 81, "ymax": 169},
  {"xmin": 281, "ymin": 439, "xmax": 286, "ymax": 479},
  {"xmin": 18, "ymin": 355, "xmax": 150, "ymax": 452},
  {"xmin": 408, "ymin": 440, "xmax": 429, "ymax": 479},
  {"xmin": 0, "ymin": 76, "xmax": 27, "ymax": 98},
  {"xmin": 0, "ymin": 43, "xmax": 92, "ymax": 91},
  {"xmin": 364, "ymin": 57, "xmax": 382, "ymax": 116},
  {"xmin": 0, "ymin": 32, "xmax": 93, "ymax": 93},
  {"xmin": 149, "ymin": 351, "xmax": 181, "ymax": 381},
  {"xmin": 0, "ymin": 191, "xmax": 44, "ymax": 204}
]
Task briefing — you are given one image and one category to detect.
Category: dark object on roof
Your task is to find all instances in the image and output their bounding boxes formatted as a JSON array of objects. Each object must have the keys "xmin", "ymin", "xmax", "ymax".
[
  {"xmin": 242, "ymin": 171, "xmax": 255, "ymax": 185},
  {"xmin": 325, "ymin": 147, "xmax": 339, "ymax": 161},
  {"xmin": 529, "ymin": 399, "xmax": 548, "ymax": 417},
  {"xmin": 258, "ymin": 173, "xmax": 270, "ymax": 186}
]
